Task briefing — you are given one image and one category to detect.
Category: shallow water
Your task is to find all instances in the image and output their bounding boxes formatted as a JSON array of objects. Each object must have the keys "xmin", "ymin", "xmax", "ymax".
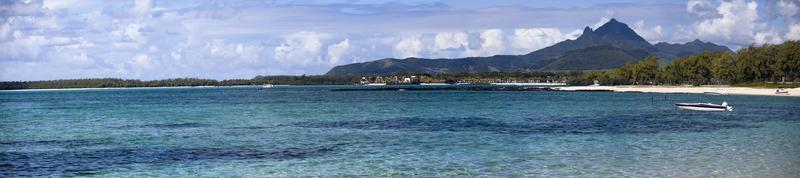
[{"xmin": 1, "ymin": 86, "xmax": 799, "ymax": 177}]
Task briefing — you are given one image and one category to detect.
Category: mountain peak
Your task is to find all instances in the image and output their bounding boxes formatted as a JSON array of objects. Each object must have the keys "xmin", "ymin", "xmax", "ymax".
[
  {"xmin": 582, "ymin": 26, "xmax": 593, "ymax": 35},
  {"xmin": 690, "ymin": 39, "xmax": 703, "ymax": 44},
  {"xmin": 326, "ymin": 19, "xmax": 734, "ymax": 75},
  {"xmin": 593, "ymin": 18, "xmax": 649, "ymax": 43}
]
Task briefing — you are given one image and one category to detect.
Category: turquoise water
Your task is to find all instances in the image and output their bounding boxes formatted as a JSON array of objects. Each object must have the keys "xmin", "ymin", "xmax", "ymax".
[{"xmin": 1, "ymin": 86, "xmax": 799, "ymax": 177}]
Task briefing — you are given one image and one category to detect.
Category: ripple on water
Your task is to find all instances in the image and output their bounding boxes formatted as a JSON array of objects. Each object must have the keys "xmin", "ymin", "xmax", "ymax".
[
  {"xmin": 109, "ymin": 122, "xmax": 210, "ymax": 129},
  {"xmin": 0, "ymin": 138, "xmax": 111, "ymax": 147},
  {"xmin": 290, "ymin": 114, "xmax": 756, "ymax": 134},
  {"xmin": 0, "ymin": 145, "xmax": 338, "ymax": 177}
]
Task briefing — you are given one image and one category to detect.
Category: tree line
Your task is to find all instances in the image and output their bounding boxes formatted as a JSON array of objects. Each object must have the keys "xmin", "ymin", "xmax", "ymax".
[
  {"xmin": 0, "ymin": 76, "xmax": 360, "ymax": 90},
  {"xmin": 572, "ymin": 40, "xmax": 800, "ymax": 86}
]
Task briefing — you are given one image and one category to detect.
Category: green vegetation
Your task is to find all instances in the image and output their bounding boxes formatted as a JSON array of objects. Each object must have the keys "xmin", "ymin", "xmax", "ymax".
[
  {"xmin": 0, "ymin": 76, "xmax": 359, "ymax": 90},
  {"xmin": 579, "ymin": 40, "xmax": 800, "ymax": 87},
  {"xmin": 3, "ymin": 41, "xmax": 797, "ymax": 90},
  {"xmin": 730, "ymin": 82, "xmax": 800, "ymax": 89},
  {"xmin": 405, "ymin": 71, "xmax": 580, "ymax": 84}
]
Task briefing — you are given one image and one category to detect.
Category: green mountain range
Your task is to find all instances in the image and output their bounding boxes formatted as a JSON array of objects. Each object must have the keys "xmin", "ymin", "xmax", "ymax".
[{"xmin": 326, "ymin": 19, "xmax": 732, "ymax": 76}]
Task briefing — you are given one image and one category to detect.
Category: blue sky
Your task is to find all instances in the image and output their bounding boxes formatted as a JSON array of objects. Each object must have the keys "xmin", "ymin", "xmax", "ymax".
[{"xmin": 1, "ymin": 0, "xmax": 799, "ymax": 81}]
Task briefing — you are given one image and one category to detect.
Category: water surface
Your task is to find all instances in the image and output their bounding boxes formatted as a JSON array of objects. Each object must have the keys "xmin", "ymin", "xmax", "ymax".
[{"xmin": 1, "ymin": 86, "xmax": 798, "ymax": 177}]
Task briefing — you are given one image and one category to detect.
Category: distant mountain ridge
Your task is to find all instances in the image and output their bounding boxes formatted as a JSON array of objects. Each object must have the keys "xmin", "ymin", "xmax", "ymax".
[{"xmin": 326, "ymin": 19, "xmax": 733, "ymax": 76}]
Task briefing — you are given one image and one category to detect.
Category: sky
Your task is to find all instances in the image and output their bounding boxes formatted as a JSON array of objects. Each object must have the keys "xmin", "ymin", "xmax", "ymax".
[{"xmin": 1, "ymin": 0, "xmax": 799, "ymax": 81}]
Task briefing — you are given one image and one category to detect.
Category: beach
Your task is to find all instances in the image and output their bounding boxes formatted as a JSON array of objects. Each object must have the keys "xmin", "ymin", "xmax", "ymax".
[{"xmin": 556, "ymin": 85, "xmax": 800, "ymax": 97}]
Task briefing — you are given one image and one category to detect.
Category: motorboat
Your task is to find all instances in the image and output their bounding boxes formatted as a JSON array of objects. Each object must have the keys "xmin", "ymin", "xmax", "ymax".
[
  {"xmin": 675, "ymin": 102, "xmax": 733, "ymax": 112},
  {"xmin": 262, "ymin": 84, "xmax": 274, "ymax": 88},
  {"xmin": 776, "ymin": 88, "xmax": 789, "ymax": 95}
]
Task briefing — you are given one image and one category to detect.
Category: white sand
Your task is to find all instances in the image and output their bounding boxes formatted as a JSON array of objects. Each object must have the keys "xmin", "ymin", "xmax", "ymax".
[{"xmin": 556, "ymin": 85, "xmax": 800, "ymax": 97}]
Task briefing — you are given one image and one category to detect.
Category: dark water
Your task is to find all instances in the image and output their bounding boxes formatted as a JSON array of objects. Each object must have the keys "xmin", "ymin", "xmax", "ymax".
[{"xmin": 1, "ymin": 86, "xmax": 799, "ymax": 177}]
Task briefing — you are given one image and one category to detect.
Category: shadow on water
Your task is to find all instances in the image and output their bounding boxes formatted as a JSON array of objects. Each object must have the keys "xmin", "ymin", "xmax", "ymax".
[
  {"xmin": 0, "ymin": 138, "xmax": 111, "ymax": 147},
  {"xmin": 291, "ymin": 113, "xmax": 758, "ymax": 134},
  {"xmin": 0, "ymin": 145, "xmax": 338, "ymax": 177},
  {"xmin": 109, "ymin": 122, "xmax": 210, "ymax": 129}
]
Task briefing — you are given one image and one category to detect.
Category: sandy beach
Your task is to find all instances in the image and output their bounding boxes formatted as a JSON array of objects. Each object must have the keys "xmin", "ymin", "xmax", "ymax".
[{"xmin": 556, "ymin": 85, "xmax": 800, "ymax": 97}]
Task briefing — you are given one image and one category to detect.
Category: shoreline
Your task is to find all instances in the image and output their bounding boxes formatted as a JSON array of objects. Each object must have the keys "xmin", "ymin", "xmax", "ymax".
[
  {"xmin": 556, "ymin": 85, "xmax": 800, "ymax": 97},
  {"xmin": 0, "ymin": 85, "xmax": 238, "ymax": 92},
  {"xmin": 3, "ymin": 84, "xmax": 798, "ymax": 97}
]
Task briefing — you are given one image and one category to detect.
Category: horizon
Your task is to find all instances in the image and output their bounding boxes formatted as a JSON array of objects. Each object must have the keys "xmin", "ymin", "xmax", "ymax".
[{"xmin": 2, "ymin": 0, "xmax": 799, "ymax": 81}]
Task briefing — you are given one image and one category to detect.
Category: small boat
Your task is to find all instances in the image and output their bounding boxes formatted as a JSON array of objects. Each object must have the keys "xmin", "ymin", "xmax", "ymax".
[
  {"xmin": 262, "ymin": 84, "xmax": 273, "ymax": 88},
  {"xmin": 675, "ymin": 102, "xmax": 733, "ymax": 112},
  {"xmin": 776, "ymin": 88, "xmax": 789, "ymax": 95}
]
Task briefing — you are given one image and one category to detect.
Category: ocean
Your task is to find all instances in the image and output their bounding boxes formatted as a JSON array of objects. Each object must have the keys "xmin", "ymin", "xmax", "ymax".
[{"xmin": 1, "ymin": 86, "xmax": 798, "ymax": 177}]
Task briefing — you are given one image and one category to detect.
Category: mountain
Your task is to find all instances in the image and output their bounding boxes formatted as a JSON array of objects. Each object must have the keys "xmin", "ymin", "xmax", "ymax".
[
  {"xmin": 654, "ymin": 39, "xmax": 734, "ymax": 59},
  {"xmin": 326, "ymin": 19, "xmax": 732, "ymax": 76}
]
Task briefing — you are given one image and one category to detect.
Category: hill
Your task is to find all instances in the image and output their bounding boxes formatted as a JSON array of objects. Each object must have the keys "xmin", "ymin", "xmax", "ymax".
[{"xmin": 326, "ymin": 19, "xmax": 732, "ymax": 76}]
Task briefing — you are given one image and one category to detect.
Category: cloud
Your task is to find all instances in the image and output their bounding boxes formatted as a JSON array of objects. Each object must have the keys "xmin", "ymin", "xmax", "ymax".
[
  {"xmin": 687, "ymin": 0, "xmax": 716, "ymax": 17},
  {"xmin": 778, "ymin": 0, "xmax": 799, "ymax": 18},
  {"xmin": 3, "ymin": 0, "xmax": 798, "ymax": 81},
  {"xmin": 42, "ymin": 0, "xmax": 86, "ymax": 10},
  {"xmin": 777, "ymin": 0, "xmax": 800, "ymax": 40},
  {"xmin": 631, "ymin": 20, "xmax": 664, "ymax": 42},
  {"xmin": 434, "ymin": 32, "xmax": 468, "ymax": 50},
  {"xmin": 465, "ymin": 29, "xmax": 504, "ymax": 57},
  {"xmin": 393, "ymin": 36, "xmax": 422, "ymax": 58},
  {"xmin": 131, "ymin": 0, "xmax": 153, "ymax": 16},
  {"xmin": 511, "ymin": 28, "xmax": 572, "ymax": 52},
  {"xmin": 130, "ymin": 53, "xmax": 153, "ymax": 69},
  {"xmin": 687, "ymin": 0, "xmax": 781, "ymax": 47},
  {"xmin": 592, "ymin": 17, "xmax": 611, "ymax": 29},
  {"xmin": 787, "ymin": 24, "xmax": 800, "ymax": 40},
  {"xmin": 755, "ymin": 31, "xmax": 783, "ymax": 44},
  {"xmin": 327, "ymin": 39, "xmax": 350, "ymax": 65},
  {"xmin": 274, "ymin": 31, "xmax": 329, "ymax": 66}
]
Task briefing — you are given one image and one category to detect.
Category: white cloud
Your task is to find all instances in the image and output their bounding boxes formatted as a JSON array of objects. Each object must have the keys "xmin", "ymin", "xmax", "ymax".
[
  {"xmin": 6, "ymin": 0, "xmax": 799, "ymax": 81},
  {"xmin": 274, "ymin": 31, "xmax": 329, "ymax": 66},
  {"xmin": 687, "ymin": 0, "xmax": 716, "ymax": 17},
  {"xmin": 132, "ymin": 0, "xmax": 154, "ymax": 16},
  {"xmin": 434, "ymin": 32, "xmax": 468, "ymax": 50},
  {"xmin": 42, "ymin": 0, "xmax": 86, "ymax": 10},
  {"xmin": 632, "ymin": 20, "xmax": 664, "ymax": 42},
  {"xmin": 0, "ymin": 32, "xmax": 74, "ymax": 61},
  {"xmin": 755, "ymin": 31, "xmax": 783, "ymax": 44},
  {"xmin": 393, "ymin": 36, "xmax": 422, "ymax": 58},
  {"xmin": 778, "ymin": 0, "xmax": 800, "ymax": 40},
  {"xmin": 688, "ymin": 0, "xmax": 780, "ymax": 46},
  {"xmin": 327, "ymin": 39, "xmax": 350, "ymax": 65},
  {"xmin": 787, "ymin": 24, "xmax": 800, "ymax": 40},
  {"xmin": 778, "ymin": 0, "xmax": 799, "ymax": 18},
  {"xmin": 592, "ymin": 17, "xmax": 611, "ymax": 29},
  {"xmin": 130, "ymin": 53, "xmax": 153, "ymax": 69},
  {"xmin": 470, "ymin": 29, "xmax": 504, "ymax": 56},
  {"xmin": 511, "ymin": 28, "xmax": 569, "ymax": 52}
]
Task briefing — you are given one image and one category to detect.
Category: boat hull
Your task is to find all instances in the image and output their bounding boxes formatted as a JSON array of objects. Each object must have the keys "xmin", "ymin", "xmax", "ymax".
[
  {"xmin": 677, "ymin": 105, "xmax": 728, "ymax": 111},
  {"xmin": 675, "ymin": 103, "xmax": 732, "ymax": 112}
]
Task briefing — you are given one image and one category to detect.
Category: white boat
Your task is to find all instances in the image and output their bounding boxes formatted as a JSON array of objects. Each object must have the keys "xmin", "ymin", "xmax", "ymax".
[
  {"xmin": 776, "ymin": 88, "xmax": 789, "ymax": 95},
  {"xmin": 675, "ymin": 102, "xmax": 733, "ymax": 112},
  {"xmin": 262, "ymin": 84, "xmax": 273, "ymax": 88},
  {"xmin": 420, "ymin": 83, "xmax": 449, "ymax": 85},
  {"xmin": 490, "ymin": 82, "xmax": 567, "ymax": 86}
]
